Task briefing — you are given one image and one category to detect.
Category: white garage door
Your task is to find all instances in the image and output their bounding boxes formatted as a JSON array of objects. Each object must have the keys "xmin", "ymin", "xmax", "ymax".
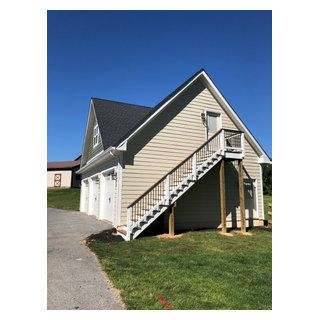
[
  {"xmin": 93, "ymin": 178, "xmax": 100, "ymax": 218},
  {"xmin": 84, "ymin": 181, "xmax": 89, "ymax": 212},
  {"xmin": 100, "ymin": 173, "xmax": 115, "ymax": 222}
]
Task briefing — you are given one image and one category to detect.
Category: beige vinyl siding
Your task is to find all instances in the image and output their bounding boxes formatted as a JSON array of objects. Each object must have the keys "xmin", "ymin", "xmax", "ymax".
[
  {"xmin": 169, "ymin": 160, "xmax": 260, "ymax": 230},
  {"xmin": 121, "ymin": 79, "xmax": 264, "ymax": 225},
  {"xmin": 243, "ymin": 140, "xmax": 264, "ymax": 219}
]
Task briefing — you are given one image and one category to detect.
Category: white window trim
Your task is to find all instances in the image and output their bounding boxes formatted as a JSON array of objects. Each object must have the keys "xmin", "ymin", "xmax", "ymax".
[{"xmin": 93, "ymin": 124, "xmax": 100, "ymax": 148}]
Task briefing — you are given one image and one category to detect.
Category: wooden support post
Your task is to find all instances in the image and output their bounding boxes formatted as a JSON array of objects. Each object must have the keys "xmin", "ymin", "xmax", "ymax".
[
  {"xmin": 219, "ymin": 158, "xmax": 227, "ymax": 233},
  {"xmin": 238, "ymin": 159, "xmax": 246, "ymax": 233},
  {"xmin": 169, "ymin": 202, "xmax": 176, "ymax": 237}
]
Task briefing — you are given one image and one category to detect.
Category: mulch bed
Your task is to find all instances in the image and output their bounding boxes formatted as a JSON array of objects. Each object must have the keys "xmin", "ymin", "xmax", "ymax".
[{"xmin": 86, "ymin": 228, "xmax": 124, "ymax": 244}]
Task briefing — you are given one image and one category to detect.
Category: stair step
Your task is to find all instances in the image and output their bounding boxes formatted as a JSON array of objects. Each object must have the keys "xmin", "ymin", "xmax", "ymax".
[
  {"xmin": 117, "ymin": 227, "xmax": 127, "ymax": 236},
  {"xmin": 127, "ymin": 152, "xmax": 223, "ymax": 240}
]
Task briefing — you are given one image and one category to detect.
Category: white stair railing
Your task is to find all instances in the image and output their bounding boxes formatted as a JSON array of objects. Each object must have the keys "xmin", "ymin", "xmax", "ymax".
[{"xmin": 126, "ymin": 128, "xmax": 243, "ymax": 237}]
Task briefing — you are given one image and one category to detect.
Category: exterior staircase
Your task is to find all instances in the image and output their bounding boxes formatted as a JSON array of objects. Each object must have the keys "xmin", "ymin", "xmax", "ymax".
[{"xmin": 119, "ymin": 129, "xmax": 244, "ymax": 240}]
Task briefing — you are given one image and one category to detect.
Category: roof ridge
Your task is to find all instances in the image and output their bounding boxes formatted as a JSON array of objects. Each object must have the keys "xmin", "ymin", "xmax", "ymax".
[
  {"xmin": 91, "ymin": 97, "xmax": 151, "ymax": 109},
  {"xmin": 111, "ymin": 68, "xmax": 206, "ymax": 147},
  {"xmin": 153, "ymin": 68, "xmax": 205, "ymax": 109}
]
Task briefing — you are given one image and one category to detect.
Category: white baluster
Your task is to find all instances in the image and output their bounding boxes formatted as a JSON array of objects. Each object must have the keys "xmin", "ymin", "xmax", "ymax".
[
  {"xmin": 165, "ymin": 175, "xmax": 170, "ymax": 205},
  {"xmin": 192, "ymin": 154, "xmax": 197, "ymax": 180},
  {"xmin": 241, "ymin": 132, "xmax": 245, "ymax": 157},
  {"xmin": 127, "ymin": 207, "xmax": 132, "ymax": 239},
  {"xmin": 220, "ymin": 129, "xmax": 225, "ymax": 154}
]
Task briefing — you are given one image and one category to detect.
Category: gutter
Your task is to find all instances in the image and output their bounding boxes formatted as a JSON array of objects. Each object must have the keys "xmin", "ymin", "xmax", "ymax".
[{"xmin": 76, "ymin": 146, "xmax": 123, "ymax": 175}]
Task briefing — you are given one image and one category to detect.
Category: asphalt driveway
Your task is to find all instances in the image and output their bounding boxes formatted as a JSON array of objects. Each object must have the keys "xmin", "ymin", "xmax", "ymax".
[{"xmin": 47, "ymin": 208, "xmax": 125, "ymax": 310}]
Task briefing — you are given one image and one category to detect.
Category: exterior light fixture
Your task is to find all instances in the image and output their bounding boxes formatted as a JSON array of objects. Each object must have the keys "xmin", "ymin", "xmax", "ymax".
[{"xmin": 201, "ymin": 112, "xmax": 207, "ymax": 127}]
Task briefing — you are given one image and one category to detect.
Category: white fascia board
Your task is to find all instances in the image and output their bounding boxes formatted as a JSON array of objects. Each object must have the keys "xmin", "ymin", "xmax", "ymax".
[
  {"xmin": 115, "ymin": 70, "xmax": 270, "ymax": 162},
  {"xmin": 117, "ymin": 140, "xmax": 127, "ymax": 151},
  {"xmin": 115, "ymin": 72, "xmax": 203, "ymax": 149},
  {"xmin": 76, "ymin": 146, "xmax": 120, "ymax": 174},
  {"xmin": 201, "ymin": 72, "xmax": 271, "ymax": 161},
  {"xmin": 91, "ymin": 100, "xmax": 104, "ymax": 150},
  {"xmin": 86, "ymin": 150, "xmax": 103, "ymax": 165},
  {"xmin": 259, "ymin": 155, "xmax": 272, "ymax": 164},
  {"xmin": 79, "ymin": 101, "xmax": 94, "ymax": 167}
]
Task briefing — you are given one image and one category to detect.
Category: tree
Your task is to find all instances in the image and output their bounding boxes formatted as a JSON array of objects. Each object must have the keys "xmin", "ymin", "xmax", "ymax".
[{"xmin": 262, "ymin": 163, "xmax": 272, "ymax": 195}]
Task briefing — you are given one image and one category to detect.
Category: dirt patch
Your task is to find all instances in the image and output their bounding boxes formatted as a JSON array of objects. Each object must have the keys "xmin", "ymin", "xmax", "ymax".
[
  {"xmin": 219, "ymin": 231, "xmax": 234, "ymax": 237},
  {"xmin": 156, "ymin": 233, "xmax": 183, "ymax": 239},
  {"xmin": 232, "ymin": 231, "xmax": 253, "ymax": 236},
  {"xmin": 86, "ymin": 228, "xmax": 124, "ymax": 244},
  {"xmin": 253, "ymin": 226, "xmax": 272, "ymax": 233}
]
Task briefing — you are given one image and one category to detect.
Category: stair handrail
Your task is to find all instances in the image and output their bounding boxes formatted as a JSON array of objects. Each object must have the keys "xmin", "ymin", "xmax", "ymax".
[{"xmin": 127, "ymin": 128, "xmax": 230, "ymax": 209}]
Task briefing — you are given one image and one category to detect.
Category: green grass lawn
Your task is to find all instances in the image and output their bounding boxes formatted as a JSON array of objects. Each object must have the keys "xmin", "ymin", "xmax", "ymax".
[
  {"xmin": 88, "ymin": 229, "xmax": 272, "ymax": 310},
  {"xmin": 47, "ymin": 188, "xmax": 80, "ymax": 211},
  {"xmin": 264, "ymin": 194, "xmax": 272, "ymax": 222}
]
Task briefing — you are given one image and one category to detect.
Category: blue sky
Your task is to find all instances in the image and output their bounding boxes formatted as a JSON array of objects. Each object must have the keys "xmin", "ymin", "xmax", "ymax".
[{"xmin": 48, "ymin": 10, "xmax": 271, "ymax": 161}]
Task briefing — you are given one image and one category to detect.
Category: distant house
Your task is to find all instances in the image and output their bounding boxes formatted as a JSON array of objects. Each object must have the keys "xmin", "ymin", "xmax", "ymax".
[
  {"xmin": 47, "ymin": 155, "xmax": 81, "ymax": 188},
  {"xmin": 77, "ymin": 69, "xmax": 271, "ymax": 240}
]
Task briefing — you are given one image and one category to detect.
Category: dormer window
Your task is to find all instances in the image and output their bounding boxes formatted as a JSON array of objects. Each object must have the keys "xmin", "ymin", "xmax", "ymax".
[{"xmin": 93, "ymin": 124, "xmax": 100, "ymax": 147}]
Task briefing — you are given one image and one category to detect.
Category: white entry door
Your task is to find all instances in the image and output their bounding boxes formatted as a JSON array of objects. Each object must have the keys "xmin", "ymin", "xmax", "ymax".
[
  {"xmin": 244, "ymin": 179, "xmax": 257, "ymax": 219},
  {"xmin": 102, "ymin": 173, "xmax": 115, "ymax": 222},
  {"xmin": 206, "ymin": 112, "xmax": 221, "ymax": 139},
  {"xmin": 93, "ymin": 178, "xmax": 100, "ymax": 217}
]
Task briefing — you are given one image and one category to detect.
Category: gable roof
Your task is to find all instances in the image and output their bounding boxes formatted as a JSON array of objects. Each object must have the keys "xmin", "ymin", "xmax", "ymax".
[
  {"xmin": 92, "ymin": 98, "xmax": 151, "ymax": 150},
  {"xmin": 114, "ymin": 69, "xmax": 271, "ymax": 162},
  {"xmin": 47, "ymin": 158, "xmax": 81, "ymax": 170},
  {"xmin": 79, "ymin": 68, "xmax": 270, "ymax": 174},
  {"xmin": 109, "ymin": 69, "xmax": 205, "ymax": 148}
]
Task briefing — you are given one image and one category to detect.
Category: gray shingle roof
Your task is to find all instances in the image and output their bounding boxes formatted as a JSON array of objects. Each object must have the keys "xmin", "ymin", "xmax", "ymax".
[
  {"xmin": 92, "ymin": 98, "xmax": 152, "ymax": 150},
  {"xmin": 92, "ymin": 69, "xmax": 205, "ymax": 150}
]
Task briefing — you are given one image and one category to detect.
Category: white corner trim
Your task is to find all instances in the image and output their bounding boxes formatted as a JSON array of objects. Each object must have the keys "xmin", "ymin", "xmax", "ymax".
[
  {"xmin": 116, "ymin": 157, "xmax": 123, "ymax": 227},
  {"xmin": 259, "ymin": 165, "xmax": 265, "ymax": 220}
]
